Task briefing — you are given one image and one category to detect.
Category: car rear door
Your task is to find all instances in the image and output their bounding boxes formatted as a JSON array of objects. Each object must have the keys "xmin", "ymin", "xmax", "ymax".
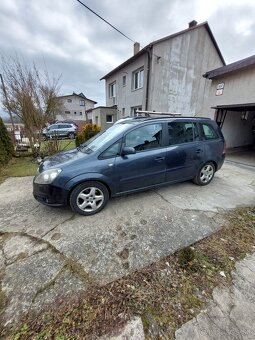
[
  {"xmin": 165, "ymin": 121, "xmax": 204, "ymax": 182},
  {"xmin": 114, "ymin": 123, "xmax": 166, "ymax": 193}
]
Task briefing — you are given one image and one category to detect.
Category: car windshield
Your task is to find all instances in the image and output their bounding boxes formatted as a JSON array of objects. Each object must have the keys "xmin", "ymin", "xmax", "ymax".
[{"xmin": 79, "ymin": 123, "xmax": 130, "ymax": 154}]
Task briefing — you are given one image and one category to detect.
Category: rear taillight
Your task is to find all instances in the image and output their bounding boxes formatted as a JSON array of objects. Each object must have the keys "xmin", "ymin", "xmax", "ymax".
[{"xmin": 223, "ymin": 141, "xmax": 226, "ymax": 154}]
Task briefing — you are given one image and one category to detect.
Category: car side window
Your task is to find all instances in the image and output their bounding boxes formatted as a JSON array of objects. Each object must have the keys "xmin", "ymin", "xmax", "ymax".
[
  {"xmin": 99, "ymin": 140, "xmax": 121, "ymax": 159},
  {"xmin": 202, "ymin": 124, "xmax": 218, "ymax": 140},
  {"xmin": 168, "ymin": 122, "xmax": 199, "ymax": 145},
  {"xmin": 124, "ymin": 124, "xmax": 163, "ymax": 152}
]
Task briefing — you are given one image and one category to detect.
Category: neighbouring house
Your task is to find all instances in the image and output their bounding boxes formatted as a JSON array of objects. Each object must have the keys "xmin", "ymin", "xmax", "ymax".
[
  {"xmin": 4, "ymin": 122, "xmax": 25, "ymax": 142},
  {"xmin": 56, "ymin": 92, "xmax": 97, "ymax": 122},
  {"xmin": 203, "ymin": 55, "xmax": 255, "ymax": 149},
  {"xmin": 100, "ymin": 20, "xmax": 225, "ymax": 118},
  {"xmin": 87, "ymin": 106, "xmax": 118, "ymax": 130}
]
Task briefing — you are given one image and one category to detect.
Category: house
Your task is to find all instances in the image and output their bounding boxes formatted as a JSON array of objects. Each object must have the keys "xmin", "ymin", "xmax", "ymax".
[
  {"xmin": 100, "ymin": 21, "xmax": 225, "ymax": 118},
  {"xmin": 87, "ymin": 106, "xmax": 118, "ymax": 130},
  {"xmin": 56, "ymin": 92, "xmax": 97, "ymax": 122},
  {"xmin": 203, "ymin": 55, "xmax": 255, "ymax": 149}
]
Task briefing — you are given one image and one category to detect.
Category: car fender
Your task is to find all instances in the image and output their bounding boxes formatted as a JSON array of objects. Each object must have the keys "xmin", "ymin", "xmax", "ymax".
[{"xmin": 64, "ymin": 172, "xmax": 115, "ymax": 196}]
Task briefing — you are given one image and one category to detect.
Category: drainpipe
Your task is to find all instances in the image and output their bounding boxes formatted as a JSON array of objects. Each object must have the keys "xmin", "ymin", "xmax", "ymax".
[{"xmin": 145, "ymin": 45, "xmax": 152, "ymax": 111}]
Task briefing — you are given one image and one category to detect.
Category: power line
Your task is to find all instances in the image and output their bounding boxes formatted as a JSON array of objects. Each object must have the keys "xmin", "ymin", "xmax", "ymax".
[{"xmin": 76, "ymin": 0, "xmax": 136, "ymax": 43}]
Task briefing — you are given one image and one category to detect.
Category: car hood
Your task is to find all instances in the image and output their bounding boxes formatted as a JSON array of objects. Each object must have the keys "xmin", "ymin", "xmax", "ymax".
[{"xmin": 39, "ymin": 148, "xmax": 88, "ymax": 171}]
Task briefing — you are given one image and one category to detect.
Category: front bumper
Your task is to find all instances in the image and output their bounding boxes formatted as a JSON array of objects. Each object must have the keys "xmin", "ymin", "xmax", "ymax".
[{"xmin": 33, "ymin": 182, "xmax": 69, "ymax": 207}]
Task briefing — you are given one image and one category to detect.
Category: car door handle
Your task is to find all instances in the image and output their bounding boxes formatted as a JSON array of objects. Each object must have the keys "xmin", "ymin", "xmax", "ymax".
[{"xmin": 154, "ymin": 156, "xmax": 165, "ymax": 162}]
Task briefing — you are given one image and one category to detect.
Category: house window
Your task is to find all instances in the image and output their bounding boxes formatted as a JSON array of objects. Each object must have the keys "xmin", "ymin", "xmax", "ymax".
[
  {"xmin": 106, "ymin": 115, "xmax": 113, "ymax": 123},
  {"xmin": 67, "ymin": 99, "xmax": 72, "ymax": 103},
  {"xmin": 80, "ymin": 112, "xmax": 82, "ymax": 115},
  {"xmin": 122, "ymin": 108, "xmax": 125, "ymax": 116},
  {"xmin": 132, "ymin": 68, "xmax": 144, "ymax": 90},
  {"xmin": 80, "ymin": 100, "xmax": 85, "ymax": 106},
  {"xmin": 123, "ymin": 75, "xmax": 126, "ymax": 87},
  {"xmin": 95, "ymin": 116, "xmax": 99, "ymax": 125},
  {"xmin": 131, "ymin": 106, "xmax": 142, "ymax": 116},
  {"xmin": 65, "ymin": 111, "xmax": 71, "ymax": 114},
  {"xmin": 109, "ymin": 82, "xmax": 116, "ymax": 98},
  {"xmin": 74, "ymin": 111, "xmax": 77, "ymax": 115}
]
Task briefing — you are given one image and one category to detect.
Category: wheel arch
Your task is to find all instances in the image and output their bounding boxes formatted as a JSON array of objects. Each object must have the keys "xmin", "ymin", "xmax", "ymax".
[
  {"xmin": 206, "ymin": 160, "xmax": 218, "ymax": 171},
  {"xmin": 67, "ymin": 178, "xmax": 112, "ymax": 203}
]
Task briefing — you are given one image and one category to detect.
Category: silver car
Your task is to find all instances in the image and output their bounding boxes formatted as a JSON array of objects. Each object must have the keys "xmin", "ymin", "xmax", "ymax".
[{"xmin": 42, "ymin": 123, "xmax": 77, "ymax": 140}]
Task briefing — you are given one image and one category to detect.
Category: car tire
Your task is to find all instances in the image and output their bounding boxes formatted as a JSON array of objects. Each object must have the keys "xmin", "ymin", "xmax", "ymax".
[
  {"xmin": 193, "ymin": 162, "xmax": 215, "ymax": 186},
  {"xmin": 43, "ymin": 134, "xmax": 47, "ymax": 141},
  {"xmin": 70, "ymin": 181, "xmax": 109, "ymax": 216},
  {"xmin": 68, "ymin": 132, "xmax": 75, "ymax": 139}
]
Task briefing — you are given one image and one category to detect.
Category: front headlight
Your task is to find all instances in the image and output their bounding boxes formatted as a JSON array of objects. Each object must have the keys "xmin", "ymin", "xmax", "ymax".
[{"xmin": 34, "ymin": 168, "xmax": 62, "ymax": 184}]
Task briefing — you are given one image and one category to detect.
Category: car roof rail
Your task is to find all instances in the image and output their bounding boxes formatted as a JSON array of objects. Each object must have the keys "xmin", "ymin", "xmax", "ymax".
[{"xmin": 136, "ymin": 110, "xmax": 182, "ymax": 117}]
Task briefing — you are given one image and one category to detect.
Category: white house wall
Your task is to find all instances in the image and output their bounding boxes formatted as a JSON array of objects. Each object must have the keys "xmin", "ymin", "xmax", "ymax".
[
  {"xmin": 150, "ymin": 26, "xmax": 223, "ymax": 116},
  {"xmin": 203, "ymin": 67, "xmax": 255, "ymax": 119},
  {"xmin": 105, "ymin": 53, "xmax": 148, "ymax": 116},
  {"xmin": 57, "ymin": 95, "xmax": 95, "ymax": 121}
]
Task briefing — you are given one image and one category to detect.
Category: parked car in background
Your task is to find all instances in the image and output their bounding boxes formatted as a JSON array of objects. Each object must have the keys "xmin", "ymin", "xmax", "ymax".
[
  {"xmin": 42, "ymin": 123, "xmax": 77, "ymax": 140},
  {"xmin": 34, "ymin": 116, "xmax": 225, "ymax": 216}
]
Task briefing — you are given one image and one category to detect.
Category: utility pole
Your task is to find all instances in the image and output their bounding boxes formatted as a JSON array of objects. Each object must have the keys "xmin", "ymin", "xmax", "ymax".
[{"xmin": 0, "ymin": 73, "xmax": 15, "ymax": 143}]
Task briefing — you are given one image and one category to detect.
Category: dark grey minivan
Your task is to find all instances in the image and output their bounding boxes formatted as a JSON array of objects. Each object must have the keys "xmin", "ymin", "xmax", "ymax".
[{"xmin": 33, "ymin": 117, "xmax": 225, "ymax": 215}]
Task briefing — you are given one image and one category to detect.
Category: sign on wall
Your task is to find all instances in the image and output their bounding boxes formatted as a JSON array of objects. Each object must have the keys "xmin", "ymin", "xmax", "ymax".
[{"xmin": 216, "ymin": 83, "xmax": 224, "ymax": 96}]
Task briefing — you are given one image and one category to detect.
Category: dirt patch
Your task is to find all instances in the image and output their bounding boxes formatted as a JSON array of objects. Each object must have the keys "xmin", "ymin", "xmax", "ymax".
[{"xmin": 6, "ymin": 207, "xmax": 255, "ymax": 339}]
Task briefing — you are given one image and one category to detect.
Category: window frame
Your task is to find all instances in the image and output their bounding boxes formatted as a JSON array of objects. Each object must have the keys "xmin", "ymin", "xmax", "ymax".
[
  {"xmin": 122, "ymin": 75, "xmax": 126, "ymax": 87},
  {"xmin": 109, "ymin": 81, "xmax": 116, "ymax": 98},
  {"xmin": 106, "ymin": 115, "xmax": 113, "ymax": 123},
  {"xmin": 67, "ymin": 99, "xmax": 72, "ymax": 103},
  {"xmin": 80, "ymin": 100, "xmax": 85, "ymax": 106},
  {"xmin": 132, "ymin": 68, "xmax": 144, "ymax": 90}
]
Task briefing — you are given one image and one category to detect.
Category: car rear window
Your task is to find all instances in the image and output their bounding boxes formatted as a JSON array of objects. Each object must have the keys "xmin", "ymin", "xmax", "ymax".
[
  {"xmin": 168, "ymin": 122, "xmax": 199, "ymax": 145},
  {"xmin": 201, "ymin": 123, "xmax": 218, "ymax": 140}
]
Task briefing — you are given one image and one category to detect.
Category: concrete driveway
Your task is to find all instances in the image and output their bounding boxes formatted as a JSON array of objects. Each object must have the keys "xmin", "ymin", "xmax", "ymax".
[{"xmin": 0, "ymin": 162, "xmax": 254, "ymax": 329}]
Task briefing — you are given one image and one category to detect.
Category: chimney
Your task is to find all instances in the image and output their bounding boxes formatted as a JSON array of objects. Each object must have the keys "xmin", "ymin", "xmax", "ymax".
[
  {"xmin": 133, "ymin": 42, "xmax": 140, "ymax": 55},
  {"xmin": 189, "ymin": 20, "xmax": 197, "ymax": 28}
]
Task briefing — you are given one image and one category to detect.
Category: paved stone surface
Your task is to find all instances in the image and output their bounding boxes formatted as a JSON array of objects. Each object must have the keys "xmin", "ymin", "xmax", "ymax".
[
  {"xmin": 175, "ymin": 253, "xmax": 255, "ymax": 340},
  {"xmin": 0, "ymin": 163, "xmax": 254, "ymax": 331}
]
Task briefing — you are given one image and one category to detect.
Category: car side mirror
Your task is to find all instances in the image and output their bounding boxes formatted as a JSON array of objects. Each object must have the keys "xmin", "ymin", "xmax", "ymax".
[{"xmin": 122, "ymin": 146, "xmax": 136, "ymax": 155}]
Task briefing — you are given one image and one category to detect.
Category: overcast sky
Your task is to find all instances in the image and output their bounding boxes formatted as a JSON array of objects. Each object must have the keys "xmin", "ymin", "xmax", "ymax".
[{"xmin": 0, "ymin": 0, "xmax": 254, "ymax": 116}]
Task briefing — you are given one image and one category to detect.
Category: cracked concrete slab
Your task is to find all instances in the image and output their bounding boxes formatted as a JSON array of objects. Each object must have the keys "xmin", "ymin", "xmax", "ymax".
[
  {"xmin": 175, "ymin": 253, "xmax": 255, "ymax": 340},
  {"xmin": 0, "ymin": 162, "xmax": 254, "ymax": 332},
  {"xmin": 1, "ymin": 250, "xmax": 65, "ymax": 327}
]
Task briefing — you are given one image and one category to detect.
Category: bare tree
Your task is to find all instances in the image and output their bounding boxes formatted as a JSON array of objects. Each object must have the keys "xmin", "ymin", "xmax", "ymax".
[{"xmin": 0, "ymin": 55, "xmax": 62, "ymax": 151}]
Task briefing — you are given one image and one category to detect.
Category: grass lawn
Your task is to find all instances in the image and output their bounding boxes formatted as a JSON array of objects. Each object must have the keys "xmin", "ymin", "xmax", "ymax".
[
  {"xmin": 0, "ymin": 140, "xmax": 76, "ymax": 184},
  {"xmin": 0, "ymin": 157, "xmax": 38, "ymax": 183},
  {"xmin": 40, "ymin": 139, "xmax": 76, "ymax": 152}
]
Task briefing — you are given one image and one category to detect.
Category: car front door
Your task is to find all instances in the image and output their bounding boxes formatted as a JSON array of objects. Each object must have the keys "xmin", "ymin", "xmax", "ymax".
[
  {"xmin": 114, "ymin": 123, "xmax": 166, "ymax": 193},
  {"xmin": 165, "ymin": 121, "xmax": 204, "ymax": 182}
]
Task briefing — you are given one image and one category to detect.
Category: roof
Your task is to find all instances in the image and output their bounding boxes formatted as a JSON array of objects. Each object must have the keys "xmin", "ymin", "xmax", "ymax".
[
  {"xmin": 204, "ymin": 55, "xmax": 255, "ymax": 79},
  {"xmin": 58, "ymin": 92, "xmax": 97, "ymax": 104},
  {"xmin": 86, "ymin": 105, "xmax": 117, "ymax": 112},
  {"xmin": 212, "ymin": 103, "xmax": 255, "ymax": 112},
  {"xmin": 100, "ymin": 21, "xmax": 225, "ymax": 80}
]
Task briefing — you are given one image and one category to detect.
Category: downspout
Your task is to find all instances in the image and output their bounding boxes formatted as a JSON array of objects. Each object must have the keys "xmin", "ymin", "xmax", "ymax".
[{"xmin": 145, "ymin": 45, "xmax": 152, "ymax": 111}]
